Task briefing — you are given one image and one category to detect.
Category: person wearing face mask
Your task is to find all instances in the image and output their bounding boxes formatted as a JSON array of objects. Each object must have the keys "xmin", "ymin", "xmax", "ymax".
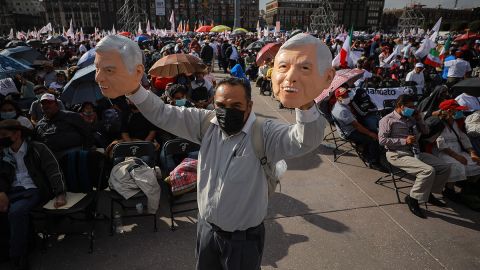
[
  {"xmin": 0, "ymin": 101, "xmax": 33, "ymax": 130},
  {"xmin": 331, "ymin": 87, "xmax": 383, "ymax": 170},
  {"xmin": 433, "ymin": 100, "xmax": 480, "ymax": 207},
  {"xmin": 379, "ymin": 94, "xmax": 451, "ymax": 218},
  {"xmin": 164, "ymin": 84, "xmax": 193, "ymax": 108},
  {"xmin": 0, "ymin": 119, "xmax": 66, "ymax": 270}
]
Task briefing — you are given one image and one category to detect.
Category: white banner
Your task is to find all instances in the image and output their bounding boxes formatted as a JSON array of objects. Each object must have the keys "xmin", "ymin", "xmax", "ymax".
[
  {"xmin": 155, "ymin": 0, "xmax": 165, "ymax": 16},
  {"xmin": 365, "ymin": 87, "xmax": 415, "ymax": 110}
]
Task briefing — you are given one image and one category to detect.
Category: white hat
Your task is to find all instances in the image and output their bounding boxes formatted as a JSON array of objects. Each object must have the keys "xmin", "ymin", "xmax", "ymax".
[
  {"xmin": 415, "ymin": 63, "xmax": 424, "ymax": 68},
  {"xmin": 40, "ymin": 93, "xmax": 56, "ymax": 102}
]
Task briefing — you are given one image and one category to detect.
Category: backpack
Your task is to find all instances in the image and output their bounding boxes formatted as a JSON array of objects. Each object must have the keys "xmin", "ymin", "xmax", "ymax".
[{"xmin": 200, "ymin": 113, "xmax": 284, "ymax": 196}]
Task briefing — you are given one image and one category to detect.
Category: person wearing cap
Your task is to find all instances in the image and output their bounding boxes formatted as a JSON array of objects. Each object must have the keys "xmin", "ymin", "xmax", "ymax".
[
  {"xmin": 444, "ymin": 51, "xmax": 472, "ymax": 88},
  {"xmin": 405, "ymin": 63, "xmax": 425, "ymax": 95},
  {"xmin": 434, "ymin": 100, "xmax": 480, "ymax": 206},
  {"xmin": 0, "ymin": 119, "xmax": 66, "ymax": 269},
  {"xmin": 34, "ymin": 94, "xmax": 94, "ymax": 157},
  {"xmin": 378, "ymin": 94, "xmax": 451, "ymax": 218},
  {"xmin": 28, "ymin": 87, "xmax": 65, "ymax": 125},
  {"xmin": 331, "ymin": 87, "xmax": 383, "ymax": 170}
]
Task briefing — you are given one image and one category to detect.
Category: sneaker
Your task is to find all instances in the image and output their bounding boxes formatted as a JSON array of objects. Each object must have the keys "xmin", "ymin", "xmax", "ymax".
[
  {"xmin": 428, "ymin": 193, "xmax": 447, "ymax": 207},
  {"xmin": 405, "ymin": 195, "xmax": 427, "ymax": 218}
]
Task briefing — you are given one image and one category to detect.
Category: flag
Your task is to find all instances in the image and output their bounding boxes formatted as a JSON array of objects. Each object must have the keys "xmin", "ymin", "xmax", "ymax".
[
  {"xmin": 80, "ymin": 27, "xmax": 84, "ymax": 42},
  {"xmin": 137, "ymin": 22, "xmax": 142, "ymax": 35},
  {"xmin": 146, "ymin": 20, "xmax": 151, "ymax": 36},
  {"xmin": 186, "ymin": 20, "xmax": 190, "ymax": 32},
  {"xmin": 439, "ymin": 35, "xmax": 452, "ymax": 62},
  {"xmin": 210, "ymin": 20, "xmax": 214, "ymax": 27},
  {"xmin": 424, "ymin": 48, "xmax": 441, "ymax": 67},
  {"xmin": 177, "ymin": 20, "xmax": 183, "ymax": 33},
  {"xmin": 9, "ymin": 28, "xmax": 13, "ymax": 39},
  {"xmin": 257, "ymin": 20, "xmax": 261, "ymax": 39},
  {"xmin": 62, "ymin": 26, "xmax": 66, "ymax": 37},
  {"xmin": 263, "ymin": 27, "xmax": 268, "ymax": 37},
  {"xmin": 384, "ymin": 44, "xmax": 401, "ymax": 64},
  {"xmin": 414, "ymin": 37, "xmax": 435, "ymax": 59},
  {"xmin": 112, "ymin": 25, "xmax": 116, "ymax": 35},
  {"xmin": 332, "ymin": 28, "xmax": 353, "ymax": 68},
  {"xmin": 429, "ymin": 17, "xmax": 442, "ymax": 41},
  {"xmin": 170, "ymin": 11, "xmax": 175, "ymax": 32},
  {"xmin": 66, "ymin": 19, "xmax": 75, "ymax": 39}
]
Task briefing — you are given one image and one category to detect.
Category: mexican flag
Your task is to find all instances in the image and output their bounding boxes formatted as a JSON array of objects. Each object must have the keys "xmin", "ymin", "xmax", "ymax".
[
  {"xmin": 332, "ymin": 28, "xmax": 352, "ymax": 68},
  {"xmin": 424, "ymin": 48, "xmax": 442, "ymax": 68},
  {"xmin": 439, "ymin": 35, "xmax": 452, "ymax": 62}
]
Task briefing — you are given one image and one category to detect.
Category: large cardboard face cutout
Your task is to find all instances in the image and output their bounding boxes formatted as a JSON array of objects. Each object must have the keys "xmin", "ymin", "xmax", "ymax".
[
  {"xmin": 95, "ymin": 49, "xmax": 144, "ymax": 98},
  {"xmin": 272, "ymin": 42, "xmax": 335, "ymax": 109}
]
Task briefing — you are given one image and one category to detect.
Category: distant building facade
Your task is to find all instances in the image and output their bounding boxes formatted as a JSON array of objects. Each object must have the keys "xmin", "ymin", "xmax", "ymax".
[{"xmin": 265, "ymin": 0, "xmax": 385, "ymax": 30}]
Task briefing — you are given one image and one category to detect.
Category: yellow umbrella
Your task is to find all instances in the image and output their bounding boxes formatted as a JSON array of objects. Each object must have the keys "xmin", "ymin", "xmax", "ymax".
[
  {"xmin": 233, "ymin": 28, "xmax": 248, "ymax": 33},
  {"xmin": 210, "ymin": 25, "xmax": 232, "ymax": 33}
]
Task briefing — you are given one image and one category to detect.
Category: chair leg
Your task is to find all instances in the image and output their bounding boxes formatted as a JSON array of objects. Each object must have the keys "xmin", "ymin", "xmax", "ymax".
[
  {"xmin": 391, "ymin": 171, "xmax": 402, "ymax": 203},
  {"xmin": 89, "ymin": 212, "xmax": 96, "ymax": 253},
  {"xmin": 153, "ymin": 214, "xmax": 158, "ymax": 232},
  {"xmin": 170, "ymin": 201, "xmax": 175, "ymax": 231},
  {"xmin": 109, "ymin": 199, "xmax": 114, "ymax": 236}
]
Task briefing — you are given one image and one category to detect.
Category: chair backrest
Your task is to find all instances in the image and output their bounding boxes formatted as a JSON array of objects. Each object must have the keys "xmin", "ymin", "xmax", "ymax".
[
  {"xmin": 59, "ymin": 150, "xmax": 107, "ymax": 193},
  {"xmin": 160, "ymin": 138, "xmax": 200, "ymax": 176},
  {"xmin": 331, "ymin": 118, "xmax": 350, "ymax": 139},
  {"xmin": 112, "ymin": 141, "xmax": 156, "ymax": 168}
]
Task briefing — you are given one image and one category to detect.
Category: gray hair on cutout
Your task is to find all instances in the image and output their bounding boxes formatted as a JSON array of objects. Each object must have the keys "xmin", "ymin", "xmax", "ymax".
[
  {"xmin": 95, "ymin": 35, "xmax": 143, "ymax": 74},
  {"xmin": 278, "ymin": 33, "xmax": 332, "ymax": 74}
]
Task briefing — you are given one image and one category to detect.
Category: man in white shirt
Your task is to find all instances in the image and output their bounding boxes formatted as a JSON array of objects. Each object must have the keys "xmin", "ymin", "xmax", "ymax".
[
  {"xmin": 406, "ymin": 63, "xmax": 425, "ymax": 95},
  {"xmin": 444, "ymin": 51, "xmax": 472, "ymax": 87}
]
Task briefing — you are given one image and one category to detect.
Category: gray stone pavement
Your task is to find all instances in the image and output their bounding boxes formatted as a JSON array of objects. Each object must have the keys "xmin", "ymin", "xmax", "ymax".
[{"xmin": 3, "ymin": 72, "xmax": 480, "ymax": 269}]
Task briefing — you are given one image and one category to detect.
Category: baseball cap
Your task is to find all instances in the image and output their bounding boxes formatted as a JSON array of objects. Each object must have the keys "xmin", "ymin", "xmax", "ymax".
[
  {"xmin": 40, "ymin": 93, "xmax": 56, "ymax": 102},
  {"xmin": 439, "ymin": 99, "xmax": 468, "ymax": 111},
  {"xmin": 415, "ymin": 63, "xmax": 424, "ymax": 68},
  {"xmin": 335, "ymin": 87, "xmax": 350, "ymax": 99}
]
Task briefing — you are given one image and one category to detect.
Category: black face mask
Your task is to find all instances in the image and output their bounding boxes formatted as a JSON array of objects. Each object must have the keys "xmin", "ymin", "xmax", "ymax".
[
  {"xmin": 215, "ymin": 107, "xmax": 246, "ymax": 135},
  {"xmin": 0, "ymin": 137, "xmax": 14, "ymax": 148}
]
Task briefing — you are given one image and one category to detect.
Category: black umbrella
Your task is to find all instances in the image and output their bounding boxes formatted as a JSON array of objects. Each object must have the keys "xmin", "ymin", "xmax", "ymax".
[
  {"xmin": 26, "ymin": 39, "xmax": 42, "ymax": 48},
  {"xmin": 60, "ymin": 64, "xmax": 103, "ymax": 106},
  {"xmin": 0, "ymin": 55, "xmax": 33, "ymax": 76},
  {"xmin": 0, "ymin": 46, "xmax": 41, "ymax": 66},
  {"xmin": 246, "ymin": 41, "xmax": 265, "ymax": 50},
  {"xmin": 5, "ymin": 40, "xmax": 28, "ymax": 48},
  {"xmin": 452, "ymin": 78, "xmax": 480, "ymax": 97}
]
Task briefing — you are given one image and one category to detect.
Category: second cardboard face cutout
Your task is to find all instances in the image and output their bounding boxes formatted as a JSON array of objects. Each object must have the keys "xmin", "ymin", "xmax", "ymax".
[{"xmin": 272, "ymin": 42, "xmax": 335, "ymax": 109}]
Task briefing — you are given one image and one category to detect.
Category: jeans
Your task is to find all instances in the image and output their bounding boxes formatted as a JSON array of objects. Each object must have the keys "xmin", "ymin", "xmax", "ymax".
[
  {"xmin": 347, "ymin": 130, "xmax": 381, "ymax": 164},
  {"xmin": 7, "ymin": 187, "xmax": 41, "ymax": 257}
]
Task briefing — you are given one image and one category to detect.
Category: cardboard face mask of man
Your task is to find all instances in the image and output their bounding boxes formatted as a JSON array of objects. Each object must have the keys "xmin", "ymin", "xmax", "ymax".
[
  {"xmin": 272, "ymin": 33, "xmax": 335, "ymax": 109},
  {"xmin": 94, "ymin": 35, "xmax": 145, "ymax": 98}
]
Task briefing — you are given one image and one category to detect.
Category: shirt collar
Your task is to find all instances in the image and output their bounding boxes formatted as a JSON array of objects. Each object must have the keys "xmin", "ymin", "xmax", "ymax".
[
  {"xmin": 211, "ymin": 111, "xmax": 257, "ymax": 137},
  {"xmin": 7, "ymin": 140, "xmax": 27, "ymax": 155},
  {"xmin": 392, "ymin": 110, "xmax": 403, "ymax": 120}
]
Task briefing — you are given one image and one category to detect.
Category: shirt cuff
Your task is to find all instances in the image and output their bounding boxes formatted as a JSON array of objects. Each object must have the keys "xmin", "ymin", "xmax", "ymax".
[
  {"xmin": 295, "ymin": 104, "xmax": 320, "ymax": 123},
  {"xmin": 126, "ymin": 86, "xmax": 148, "ymax": 104}
]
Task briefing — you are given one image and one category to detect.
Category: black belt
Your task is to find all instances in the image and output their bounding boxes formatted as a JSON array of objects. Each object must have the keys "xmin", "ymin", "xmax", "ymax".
[{"xmin": 209, "ymin": 222, "xmax": 263, "ymax": 241}]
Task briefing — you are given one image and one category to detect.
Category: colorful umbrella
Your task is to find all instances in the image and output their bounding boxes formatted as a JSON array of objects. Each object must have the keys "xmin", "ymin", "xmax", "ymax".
[
  {"xmin": 149, "ymin": 54, "xmax": 206, "ymax": 77},
  {"xmin": 134, "ymin": 35, "xmax": 150, "ymax": 42},
  {"xmin": 232, "ymin": 28, "xmax": 248, "ymax": 35},
  {"xmin": 118, "ymin": 31, "xmax": 131, "ymax": 37},
  {"xmin": 196, "ymin": 25, "xmax": 213, "ymax": 33},
  {"xmin": 454, "ymin": 32, "xmax": 480, "ymax": 42},
  {"xmin": 210, "ymin": 25, "xmax": 231, "ymax": 33},
  {"xmin": 256, "ymin": 43, "xmax": 281, "ymax": 66},
  {"xmin": 246, "ymin": 41, "xmax": 265, "ymax": 50},
  {"xmin": 314, "ymin": 69, "xmax": 364, "ymax": 103}
]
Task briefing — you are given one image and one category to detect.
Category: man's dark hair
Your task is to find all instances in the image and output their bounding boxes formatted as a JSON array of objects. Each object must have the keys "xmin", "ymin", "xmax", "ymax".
[
  {"xmin": 216, "ymin": 77, "xmax": 252, "ymax": 101},
  {"xmin": 395, "ymin": 94, "xmax": 416, "ymax": 108},
  {"xmin": 167, "ymin": 83, "xmax": 188, "ymax": 98}
]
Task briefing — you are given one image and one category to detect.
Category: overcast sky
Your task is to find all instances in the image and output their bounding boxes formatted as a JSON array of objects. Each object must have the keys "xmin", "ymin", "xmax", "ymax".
[{"xmin": 259, "ymin": 0, "xmax": 479, "ymax": 11}]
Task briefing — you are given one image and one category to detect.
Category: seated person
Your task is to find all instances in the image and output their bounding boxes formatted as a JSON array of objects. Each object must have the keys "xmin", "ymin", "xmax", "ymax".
[
  {"xmin": 190, "ymin": 85, "xmax": 214, "ymax": 110},
  {"xmin": 29, "ymin": 85, "xmax": 65, "ymax": 125},
  {"xmin": 191, "ymin": 71, "xmax": 215, "ymax": 98},
  {"xmin": 331, "ymin": 87, "xmax": 382, "ymax": 169},
  {"xmin": 163, "ymin": 84, "xmax": 193, "ymax": 107},
  {"xmin": 350, "ymin": 87, "xmax": 380, "ymax": 132},
  {"xmin": 34, "ymin": 94, "xmax": 94, "ymax": 157},
  {"xmin": 106, "ymin": 100, "xmax": 158, "ymax": 157},
  {"xmin": 77, "ymin": 101, "xmax": 98, "ymax": 127},
  {"xmin": 465, "ymin": 110, "xmax": 480, "ymax": 154},
  {"xmin": 455, "ymin": 92, "xmax": 480, "ymax": 113},
  {"xmin": 433, "ymin": 100, "xmax": 480, "ymax": 206},
  {"xmin": 0, "ymin": 119, "xmax": 66, "ymax": 269},
  {"xmin": 378, "ymin": 94, "xmax": 450, "ymax": 218},
  {"xmin": 0, "ymin": 100, "xmax": 33, "ymax": 129},
  {"xmin": 417, "ymin": 85, "xmax": 450, "ymax": 120}
]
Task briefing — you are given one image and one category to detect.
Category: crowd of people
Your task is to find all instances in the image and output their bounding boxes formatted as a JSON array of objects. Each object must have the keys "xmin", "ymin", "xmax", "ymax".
[{"xmin": 0, "ymin": 27, "xmax": 479, "ymax": 269}]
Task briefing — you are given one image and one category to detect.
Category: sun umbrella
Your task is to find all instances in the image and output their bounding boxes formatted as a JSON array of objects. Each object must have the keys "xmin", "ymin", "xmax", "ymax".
[
  {"xmin": 314, "ymin": 69, "xmax": 364, "ymax": 103},
  {"xmin": 454, "ymin": 32, "xmax": 480, "ymax": 42},
  {"xmin": 118, "ymin": 31, "xmax": 131, "ymax": 37},
  {"xmin": 232, "ymin": 28, "xmax": 248, "ymax": 35},
  {"xmin": 60, "ymin": 64, "xmax": 103, "ymax": 106},
  {"xmin": 256, "ymin": 42, "xmax": 281, "ymax": 66},
  {"xmin": 196, "ymin": 25, "xmax": 213, "ymax": 33},
  {"xmin": 0, "ymin": 46, "xmax": 41, "ymax": 66},
  {"xmin": 134, "ymin": 35, "xmax": 150, "ymax": 43},
  {"xmin": 149, "ymin": 53, "xmax": 206, "ymax": 77},
  {"xmin": 77, "ymin": 48, "xmax": 96, "ymax": 69},
  {"xmin": 0, "ymin": 55, "xmax": 33, "ymax": 76},
  {"xmin": 5, "ymin": 40, "xmax": 28, "ymax": 48},
  {"xmin": 246, "ymin": 41, "xmax": 265, "ymax": 50},
  {"xmin": 46, "ymin": 36, "xmax": 67, "ymax": 44},
  {"xmin": 451, "ymin": 78, "xmax": 480, "ymax": 97},
  {"xmin": 210, "ymin": 25, "xmax": 231, "ymax": 33},
  {"xmin": 160, "ymin": 43, "xmax": 175, "ymax": 54},
  {"xmin": 26, "ymin": 39, "xmax": 42, "ymax": 48}
]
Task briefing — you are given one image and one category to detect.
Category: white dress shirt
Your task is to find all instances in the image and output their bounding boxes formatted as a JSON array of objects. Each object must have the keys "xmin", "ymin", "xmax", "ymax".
[
  {"xmin": 8, "ymin": 141, "xmax": 37, "ymax": 189},
  {"xmin": 444, "ymin": 58, "xmax": 472, "ymax": 78},
  {"xmin": 406, "ymin": 70, "xmax": 425, "ymax": 94}
]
